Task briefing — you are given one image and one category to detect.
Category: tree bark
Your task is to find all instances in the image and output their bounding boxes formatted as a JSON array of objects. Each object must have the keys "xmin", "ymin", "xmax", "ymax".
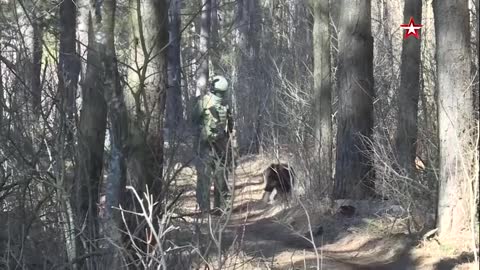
[
  {"xmin": 394, "ymin": 0, "xmax": 422, "ymax": 177},
  {"xmin": 58, "ymin": 0, "xmax": 81, "ymax": 265},
  {"xmin": 312, "ymin": 0, "xmax": 332, "ymax": 196},
  {"xmin": 333, "ymin": 0, "xmax": 375, "ymax": 199},
  {"xmin": 474, "ymin": 0, "xmax": 479, "ymax": 124},
  {"xmin": 210, "ymin": 0, "xmax": 222, "ymax": 74},
  {"xmin": 99, "ymin": 0, "xmax": 129, "ymax": 266},
  {"xmin": 59, "ymin": 0, "xmax": 81, "ymax": 144},
  {"xmin": 0, "ymin": 55, "xmax": 3, "ymax": 127},
  {"xmin": 74, "ymin": 0, "xmax": 109, "ymax": 266},
  {"xmin": 31, "ymin": 16, "xmax": 42, "ymax": 115},
  {"xmin": 166, "ymin": 0, "xmax": 183, "ymax": 137},
  {"xmin": 234, "ymin": 0, "xmax": 261, "ymax": 154},
  {"xmin": 126, "ymin": 0, "xmax": 168, "ymax": 203},
  {"xmin": 116, "ymin": 0, "xmax": 169, "ymax": 261},
  {"xmin": 196, "ymin": 0, "xmax": 211, "ymax": 96},
  {"xmin": 147, "ymin": 0, "xmax": 169, "ymax": 204},
  {"xmin": 194, "ymin": 0, "xmax": 212, "ymax": 212},
  {"xmin": 434, "ymin": 0, "xmax": 473, "ymax": 237}
]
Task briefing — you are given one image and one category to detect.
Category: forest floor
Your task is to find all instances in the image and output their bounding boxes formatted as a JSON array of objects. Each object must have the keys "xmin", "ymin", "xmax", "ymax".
[{"xmin": 170, "ymin": 154, "xmax": 478, "ymax": 270}]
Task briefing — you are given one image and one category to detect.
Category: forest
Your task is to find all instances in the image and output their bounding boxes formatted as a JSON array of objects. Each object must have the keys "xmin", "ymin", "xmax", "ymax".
[{"xmin": 0, "ymin": 0, "xmax": 479, "ymax": 269}]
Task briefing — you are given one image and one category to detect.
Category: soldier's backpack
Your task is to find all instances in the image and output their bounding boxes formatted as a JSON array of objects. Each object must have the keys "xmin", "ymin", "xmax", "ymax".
[{"xmin": 194, "ymin": 92, "xmax": 231, "ymax": 142}]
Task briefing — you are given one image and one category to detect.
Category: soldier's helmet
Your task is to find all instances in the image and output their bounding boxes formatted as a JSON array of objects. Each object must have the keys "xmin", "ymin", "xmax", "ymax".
[{"xmin": 211, "ymin": 75, "xmax": 228, "ymax": 93}]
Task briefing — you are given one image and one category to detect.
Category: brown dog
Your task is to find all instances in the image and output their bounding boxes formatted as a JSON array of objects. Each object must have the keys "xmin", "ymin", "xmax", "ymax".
[{"xmin": 261, "ymin": 163, "xmax": 295, "ymax": 203}]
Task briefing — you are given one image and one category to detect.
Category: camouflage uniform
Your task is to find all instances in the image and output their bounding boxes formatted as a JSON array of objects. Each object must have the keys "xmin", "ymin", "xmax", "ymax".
[{"xmin": 193, "ymin": 76, "xmax": 234, "ymax": 212}]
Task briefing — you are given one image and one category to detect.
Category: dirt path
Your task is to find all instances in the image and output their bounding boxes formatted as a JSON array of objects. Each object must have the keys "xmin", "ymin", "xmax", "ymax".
[
  {"xmin": 175, "ymin": 155, "xmax": 476, "ymax": 270},
  {"xmin": 222, "ymin": 158, "xmax": 414, "ymax": 269}
]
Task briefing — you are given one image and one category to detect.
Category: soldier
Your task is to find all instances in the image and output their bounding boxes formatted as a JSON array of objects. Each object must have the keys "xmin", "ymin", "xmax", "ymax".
[{"xmin": 193, "ymin": 75, "xmax": 234, "ymax": 213}]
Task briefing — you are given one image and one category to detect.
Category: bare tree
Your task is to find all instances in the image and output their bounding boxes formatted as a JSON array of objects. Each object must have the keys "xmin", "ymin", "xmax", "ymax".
[
  {"xmin": 30, "ymin": 13, "xmax": 42, "ymax": 115},
  {"xmin": 234, "ymin": 0, "xmax": 261, "ymax": 154},
  {"xmin": 100, "ymin": 0, "xmax": 129, "ymax": 266},
  {"xmin": 333, "ymin": 0, "xmax": 375, "ymax": 199},
  {"xmin": 474, "ymin": 0, "xmax": 479, "ymax": 123},
  {"xmin": 15, "ymin": 0, "xmax": 44, "ymax": 116},
  {"xmin": 0, "ymin": 52, "xmax": 3, "ymax": 127},
  {"xmin": 194, "ymin": 0, "xmax": 212, "ymax": 211},
  {"xmin": 126, "ymin": 0, "xmax": 169, "ymax": 202},
  {"xmin": 311, "ymin": 0, "xmax": 332, "ymax": 196},
  {"xmin": 59, "ymin": 0, "xmax": 80, "ymax": 144},
  {"xmin": 196, "ymin": 0, "xmax": 211, "ymax": 96},
  {"xmin": 74, "ymin": 0, "xmax": 109, "ymax": 266},
  {"xmin": 144, "ymin": 0, "xmax": 169, "ymax": 204},
  {"xmin": 434, "ymin": 0, "xmax": 474, "ymax": 237},
  {"xmin": 166, "ymin": 0, "xmax": 183, "ymax": 137},
  {"xmin": 57, "ymin": 0, "xmax": 81, "ymax": 265},
  {"xmin": 394, "ymin": 0, "xmax": 422, "ymax": 176},
  {"xmin": 210, "ymin": 0, "xmax": 220, "ymax": 73}
]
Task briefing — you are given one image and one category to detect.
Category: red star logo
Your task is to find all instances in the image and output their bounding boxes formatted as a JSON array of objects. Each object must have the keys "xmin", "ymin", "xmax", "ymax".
[{"xmin": 400, "ymin": 17, "xmax": 422, "ymax": 39}]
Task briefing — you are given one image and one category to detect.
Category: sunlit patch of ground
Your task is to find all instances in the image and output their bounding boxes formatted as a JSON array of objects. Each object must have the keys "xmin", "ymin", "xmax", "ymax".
[{"xmin": 168, "ymin": 154, "xmax": 479, "ymax": 269}]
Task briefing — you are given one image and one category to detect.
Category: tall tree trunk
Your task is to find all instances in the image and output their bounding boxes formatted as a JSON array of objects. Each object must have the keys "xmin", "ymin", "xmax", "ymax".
[
  {"xmin": 0, "ymin": 56, "xmax": 3, "ymax": 127},
  {"xmin": 333, "ymin": 0, "xmax": 375, "ymax": 199},
  {"xmin": 31, "ymin": 16, "xmax": 42, "ymax": 116},
  {"xmin": 196, "ymin": 0, "xmax": 211, "ymax": 96},
  {"xmin": 311, "ymin": 0, "xmax": 332, "ymax": 196},
  {"xmin": 166, "ymin": 0, "xmax": 183, "ymax": 138},
  {"xmin": 475, "ymin": 0, "xmax": 480, "ymax": 230},
  {"xmin": 59, "ymin": 0, "xmax": 81, "ymax": 144},
  {"xmin": 210, "ymin": 0, "xmax": 222, "ymax": 74},
  {"xmin": 234, "ymin": 0, "xmax": 261, "ymax": 154},
  {"xmin": 434, "ymin": 0, "xmax": 473, "ymax": 237},
  {"xmin": 474, "ymin": 0, "xmax": 479, "ymax": 124},
  {"xmin": 147, "ymin": 0, "xmax": 169, "ymax": 205},
  {"xmin": 120, "ymin": 0, "xmax": 168, "ymax": 261},
  {"xmin": 58, "ymin": 0, "xmax": 81, "ymax": 265},
  {"xmin": 126, "ymin": 0, "xmax": 168, "ymax": 203},
  {"xmin": 395, "ymin": 0, "xmax": 422, "ymax": 177},
  {"xmin": 74, "ymin": 1, "xmax": 109, "ymax": 267},
  {"xmin": 98, "ymin": 0, "xmax": 129, "ymax": 266},
  {"xmin": 194, "ymin": 0, "xmax": 212, "ymax": 212}
]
